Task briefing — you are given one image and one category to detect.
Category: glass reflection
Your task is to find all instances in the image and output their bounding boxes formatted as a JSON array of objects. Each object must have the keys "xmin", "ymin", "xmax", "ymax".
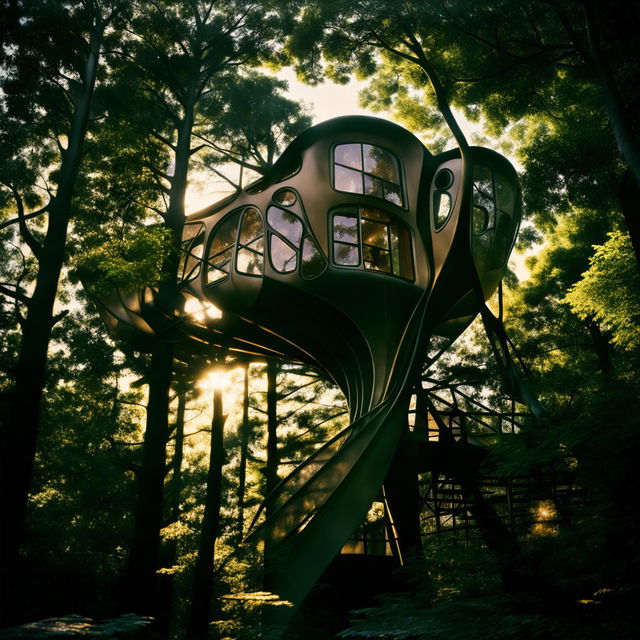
[
  {"xmin": 236, "ymin": 208, "xmax": 264, "ymax": 277},
  {"xmin": 495, "ymin": 179, "xmax": 515, "ymax": 215},
  {"xmin": 333, "ymin": 214, "xmax": 358, "ymax": 243},
  {"xmin": 335, "ymin": 143, "xmax": 362, "ymax": 169},
  {"xmin": 363, "ymin": 245, "xmax": 391, "ymax": 272},
  {"xmin": 333, "ymin": 143, "xmax": 404, "ymax": 206},
  {"xmin": 270, "ymin": 235, "xmax": 297, "ymax": 272},
  {"xmin": 335, "ymin": 165, "xmax": 363, "ymax": 194},
  {"xmin": 364, "ymin": 174, "xmax": 383, "ymax": 198},
  {"xmin": 267, "ymin": 206, "xmax": 303, "ymax": 246},
  {"xmin": 330, "ymin": 207, "xmax": 413, "ymax": 279},
  {"xmin": 472, "ymin": 206, "xmax": 489, "ymax": 235},
  {"xmin": 237, "ymin": 248, "xmax": 262, "ymax": 275},
  {"xmin": 274, "ymin": 189, "xmax": 297, "ymax": 206},
  {"xmin": 383, "ymin": 183, "xmax": 402, "ymax": 206},
  {"xmin": 334, "ymin": 242, "xmax": 360, "ymax": 266},
  {"xmin": 363, "ymin": 144, "xmax": 399, "ymax": 182},
  {"xmin": 361, "ymin": 219, "xmax": 389, "ymax": 249},
  {"xmin": 301, "ymin": 237, "xmax": 326, "ymax": 278},
  {"xmin": 433, "ymin": 192, "xmax": 451, "ymax": 229},
  {"xmin": 239, "ymin": 208, "xmax": 262, "ymax": 244},
  {"xmin": 474, "ymin": 165, "xmax": 494, "ymax": 197},
  {"xmin": 180, "ymin": 223, "xmax": 206, "ymax": 283},
  {"xmin": 209, "ymin": 213, "xmax": 239, "ymax": 256}
]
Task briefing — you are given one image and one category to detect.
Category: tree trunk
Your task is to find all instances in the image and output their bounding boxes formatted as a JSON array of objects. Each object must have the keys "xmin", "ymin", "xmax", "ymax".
[
  {"xmin": 586, "ymin": 318, "xmax": 612, "ymax": 373},
  {"xmin": 168, "ymin": 392, "xmax": 187, "ymax": 535},
  {"xmin": 0, "ymin": 24, "xmax": 102, "ymax": 623},
  {"xmin": 263, "ymin": 360, "xmax": 280, "ymax": 592},
  {"xmin": 620, "ymin": 171, "xmax": 640, "ymax": 269},
  {"xmin": 122, "ymin": 340, "xmax": 174, "ymax": 616},
  {"xmin": 186, "ymin": 388, "xmax": 226, "ymax": 640},
  {"xmin": 583, "ymin": 3, "xmax": 640, "ymax": 267},
  {"xmin": 237, "ymin": 364, "xmax": 251, "ymax": 537},
  {"xmin": 122, "ymin": 77, "xmax": 194, "ymax": 612},
  {"xmin": 157, "ymin": 391, "xmax": 187, "ymax": 631}
]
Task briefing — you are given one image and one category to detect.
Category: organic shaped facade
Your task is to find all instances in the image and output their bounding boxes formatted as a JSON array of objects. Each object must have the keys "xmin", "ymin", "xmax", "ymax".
[{"xmin": 96, "ymin": 115, "xmax": 521, "ymax": 608}]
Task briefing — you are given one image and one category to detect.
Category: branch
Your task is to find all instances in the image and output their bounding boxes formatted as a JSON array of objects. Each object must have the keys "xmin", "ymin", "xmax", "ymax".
[
  {"xmin": 150, "ymin": 130, "xmax": 177, "ymax": 152},
  {"xmin": 104, "ymin": 435, "xmax": 142, "ymax": 473},
  {"xmin": 51, "ymin": 309, "xmax": 69, "ymax": 327},
  {"xmin": 0, "ymin": 184, "xmax": 46, "ymax": 259},
  {"xmin": 209, "ymin": 166, "xmax": 241, "ymax": 191},
  {"xmin": 0, "ymin": 283, "xmax": 30, "ymax": 305},
  {"xmin": 400, "ymin": 26, "xmax": 469, "ymax": 152},
  {"xmin": 0, "ymin": 202, "xmax": 49, "ymax": 233}
]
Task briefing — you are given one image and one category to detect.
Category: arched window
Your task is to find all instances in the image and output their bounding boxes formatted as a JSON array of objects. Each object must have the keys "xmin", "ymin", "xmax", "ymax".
[
  {"xmin": 331, "ymin": 207, "xmax": 413, "ymax": 280},
  {"xmin": 333, "ymin": 143, "xmax": 404, "ymax": 207}
]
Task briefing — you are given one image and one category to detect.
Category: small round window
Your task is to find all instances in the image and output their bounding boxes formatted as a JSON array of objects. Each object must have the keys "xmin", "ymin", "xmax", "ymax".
[{"xmin": 274, "ymin": 189, "xmax": 297, "ymax": 207}]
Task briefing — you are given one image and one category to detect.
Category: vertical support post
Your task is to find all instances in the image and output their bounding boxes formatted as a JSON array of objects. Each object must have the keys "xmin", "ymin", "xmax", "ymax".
[{"xmin": 383, "ymin": 448, "xmax": 423, "ymax": 563}]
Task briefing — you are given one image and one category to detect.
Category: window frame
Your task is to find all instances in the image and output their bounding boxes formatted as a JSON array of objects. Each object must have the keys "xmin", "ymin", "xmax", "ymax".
[
  {"xmin": 331, "ymin": 142, "xmax": 406, "ymax": 209},
  {"xmin": 330, "ymin": 206, "xmax": 415, "ymax": 282}
]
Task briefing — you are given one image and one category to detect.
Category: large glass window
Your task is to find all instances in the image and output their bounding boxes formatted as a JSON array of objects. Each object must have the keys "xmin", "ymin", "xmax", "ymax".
[
  {"xmin": 331, "ymin": 207, "xmax": 413, "ymax": 280},
  {"xmin": 333, "ymin": 213, "xmax": 360, "ymax": 266},
  {"xmin": 333, "ymin": 143, "xmax": 404, "ymax": 207}
]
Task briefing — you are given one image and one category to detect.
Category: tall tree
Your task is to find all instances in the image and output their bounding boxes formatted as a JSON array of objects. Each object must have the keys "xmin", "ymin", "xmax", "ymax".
[
  {"xmin": 0, "ymin": 0, "xmax": 128, "ymax": 616},
  {"xmin": 110, "ymin": 0, "xmax": 284, "ymax": 615},
  {"xmin": 198, "ymin": 71, "xmax": 312, "ymax": 182},
  {"xmin": 186, "ymin": 380, "xmax": 227, "ymax": 640}
]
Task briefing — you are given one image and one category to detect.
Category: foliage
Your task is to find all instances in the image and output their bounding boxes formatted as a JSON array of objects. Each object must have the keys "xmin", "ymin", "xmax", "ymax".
[
  {"xmin": 565, "ymin": 231, "xmax": 640, "ymax": 350},
  {"xmin": 200, "ymin": 71, "xmax": 313, "ymax": 176},
  {"xmin": 74, "ymin": 226, "xmax": 174, "ymax": 293}
]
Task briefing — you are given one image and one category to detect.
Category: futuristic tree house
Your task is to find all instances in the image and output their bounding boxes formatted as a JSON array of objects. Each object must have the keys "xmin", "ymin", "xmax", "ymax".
[{"xmin": 95, "ymin": 115, "xmax": 521, "ymax": 609}]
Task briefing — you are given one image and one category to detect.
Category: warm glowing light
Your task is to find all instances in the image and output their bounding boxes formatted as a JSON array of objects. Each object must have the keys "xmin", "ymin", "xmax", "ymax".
[
  {"xmin": 184, "ymin": 296, "xmax": 223, "ymax": 323},
  {"xmin": 199, "ymin": 369, "xmax": 228, "ymax": 392},
  {"xmin": 530, "ymin": 500, "xmax": 559, "ymax": 537}
]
